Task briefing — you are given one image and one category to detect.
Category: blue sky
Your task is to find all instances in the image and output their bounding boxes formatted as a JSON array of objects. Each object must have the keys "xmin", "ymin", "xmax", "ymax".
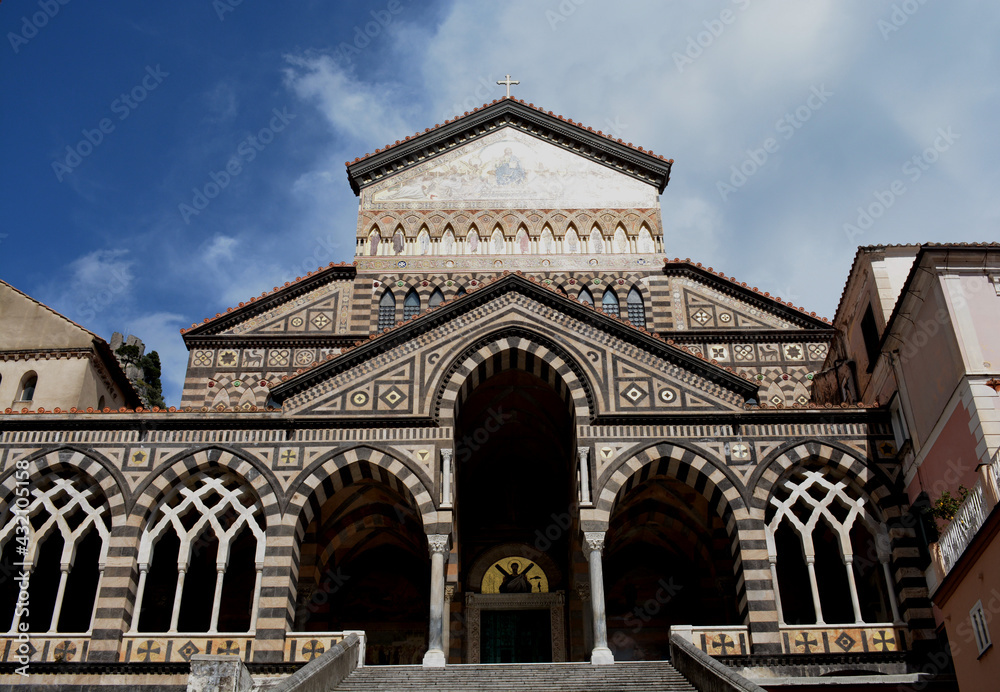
[{"xmin": 2, "ymin": 1, "xmax": 998, "ymax": 405}]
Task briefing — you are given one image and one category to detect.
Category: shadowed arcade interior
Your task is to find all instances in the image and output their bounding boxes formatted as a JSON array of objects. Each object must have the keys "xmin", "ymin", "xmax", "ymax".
[
  {"xmin": 294, "ymin": 474, "xmax": 430, "ymax": 664},
  {"xmin": 454, "ymin": 364, "xmax": 576, "ymax": 661},
  {"xmin": 605, "ymin": 475, "xmax": 742, "ymax": 661}
]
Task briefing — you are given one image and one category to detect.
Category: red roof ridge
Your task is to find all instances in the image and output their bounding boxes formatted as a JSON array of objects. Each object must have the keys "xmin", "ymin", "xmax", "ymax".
[
  {"xmin": 2, "ymin": 405, "xmax": 282, "ymax": 415},
  {"xmin": 663, "ymin": 258, "xmax": 829, "ymax": 323},
  {"xmin": 277, "ymin": 271, "xmax": 748, "ymax": 384},
  {"xmin": 181, "ymin": 261, "xmax": 355, "ymax": 334},
  {"xmin": 347, "ymin": 98, "xmax": 674, "ymax": 167}
]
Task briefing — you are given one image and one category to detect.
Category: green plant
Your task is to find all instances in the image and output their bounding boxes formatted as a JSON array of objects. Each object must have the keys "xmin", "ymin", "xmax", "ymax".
[{"xmin": 929, "ymin": 486, "xmax": 970, "ymax": 523}]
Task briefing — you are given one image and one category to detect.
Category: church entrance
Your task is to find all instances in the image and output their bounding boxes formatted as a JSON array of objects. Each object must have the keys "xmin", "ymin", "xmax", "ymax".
[
  {"xmin": 481, "ymin": 609, "xmax": 552, "ymax": 663},
  {"xmin": 452, "ymin": 358, "xmax": 577, "ymax": 662}
]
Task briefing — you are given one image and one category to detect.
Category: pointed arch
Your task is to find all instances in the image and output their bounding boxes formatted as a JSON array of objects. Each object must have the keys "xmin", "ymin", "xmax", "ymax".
[
  {"xmin": 589, "ymin": 226, "xmax": 604, "ymax": 254},
  {"xmin": 564, "ymin": 226, "xmax": 580, "ymax": 253},
  {"xmin": 368, "ymin": 227, "xmax": 381, "ymax": 257},
  {"xmin": 627, "ymin": 286, "xmax": 646, "ymax": 328},
  {"xmin": 429, "ymin": 288, "xmax": 445, "ymax": 308},
  {"xmin": 467, "ymin": 227, "xmax": 480, "ymax": 255},
  {"xmin": 490, "ymin": 226, "xmax": 505, "ymax": 255},
  {"xmin": 614, "ymin": 225, "xmax": 629, "ymax": 254},
  {"xmin": 416, "ymin": 227, "xmax": 431, "ymax": 255},
  {"xmin": 601, "ymin": 287, "xmax": 620, "ymax": 317},
  {"xmin": 391, "ymin": 226, "xmax": 405, "ymax": 255},
  {"xmin": 441, "ymin": 227, "xmax": 456, "ymax": 255},
  {"xmin": 515, "ymin": 226, "xmax": 530, "ymax": 254},
  {"xmin": 378, "ymin": 288, "xmax": 396, "ymax": 331},
  {"xmin": 578, "ymin": 286, "xmax": 594, "ymax": 306},
  {"xmin": 637, "ymin": 225, "xmax": 655, "ymax": 253},
  {"xmin": 403, "ymin": 288, "xmax": 421, "ymax": 320},
  {"xmin": 540, "ymin": 225, "xmax": 555, "ymax": 254},
  {"xmin": 433, "ymin": 329, "xmax": 596, "ymax": 427}
]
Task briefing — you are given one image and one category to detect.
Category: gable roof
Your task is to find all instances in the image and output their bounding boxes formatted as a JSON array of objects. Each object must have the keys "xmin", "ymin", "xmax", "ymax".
[
  {"xmin": 268, "ymin": 271, "xmax": 758, "ymax": 406},
  {"xmin": 345, "ymin": 97, "xmax": 674, "ymax": 196},
  {"xmin": 662, "ymin": 259, "xmax": 834, "ymax": 331},
  {"xmin": 181, "ymin": 262, "xmax": 356, "ymax": 336},
  {"xmin": 0, "ymin": 279, "xmax": 141, "ymax": 407}
]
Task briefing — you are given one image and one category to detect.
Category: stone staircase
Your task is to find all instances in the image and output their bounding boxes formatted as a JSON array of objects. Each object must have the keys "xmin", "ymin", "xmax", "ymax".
[{"xmin": 332, "ymin": 661, "xmax": 697, "ymax": 691}]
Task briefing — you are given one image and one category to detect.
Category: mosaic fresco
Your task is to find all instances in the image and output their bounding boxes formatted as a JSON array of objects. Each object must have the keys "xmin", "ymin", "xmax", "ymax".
[{"xmin": 365, "ymin": 128, "xmax": 657, "ymax": 210}]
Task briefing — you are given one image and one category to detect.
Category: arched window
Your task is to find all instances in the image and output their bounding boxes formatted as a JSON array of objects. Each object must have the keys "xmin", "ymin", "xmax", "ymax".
[
  {"xmin": 429, "ymin": 288, "xmax": 444, "ymax": 308},
  {"xmin": 627, "ymin": 287, "xmax": 646, "ymax": 328},
  {"xmin": 614, "ymin": 225, "xmax": 629, "ymax": 254},
  {"xmin": 766, "ymin": 467, "xmax": 899, "ymax": 627},
  {"xmin": 638, "ymin": 225, "xmax": 655, "ymax": 253},
  {"xmin": 0, "ymin": 472, "xmax": 110, "ymax": 633},
  {"xmin": 578, "ymin": 287, "xmax": 594, "ymax": 306},
  {"xmin": 377, "ymin": 290, "xmax": 396, "ymax": 331},
  {"xmin": 19, "ymin": 373, "xmax": 37, "ymax": 402},
  {"xmin": 456, "ymin": 286, "xmax": 467, "ymax": 297},
  {"xmin": 602, "ymin": 288, "xmax": 620, "ymax": 317},
  {"xmin": 403, "ymin": 289, "xmax": 421, "ymax": 320},
  {"xmin": 134, "ymin": 470, "xmax": 266, "ymax": 634}
]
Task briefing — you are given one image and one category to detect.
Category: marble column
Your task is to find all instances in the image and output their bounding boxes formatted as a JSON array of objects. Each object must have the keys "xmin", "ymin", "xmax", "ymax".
[
  {"xmin": 577, "ymin": 447, "xmax": 592, "ymax": 506},
  {"xmin": 443, "ymin": 584, "xmax": 455, "ymax": 663},
  {"xmin": 583, "ymin": 532, "xmax": 614, "ymax": 665},
  {"xmin": 423, "ymin": 534, "xmax": 450, "ymax": 667},
  {"xmin": 441, "ymin": 449, "xmax": 454, "ymax": 508}
]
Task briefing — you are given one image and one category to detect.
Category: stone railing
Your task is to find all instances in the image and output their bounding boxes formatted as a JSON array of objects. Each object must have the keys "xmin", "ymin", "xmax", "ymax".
[
  {"xmin": 669, "ymin": 631, "xmax": 765, "ymax": 692},
  {"xmin": 937, "ymin": 450, "xmax": 1000, "ymax": 578},
  {"xmin": 670, "ymin": 625, "xmax": 750, "ymax": 656},
  {"xmin": 778, "ymin": 624, "xmax": 906, "ymax": 655}
]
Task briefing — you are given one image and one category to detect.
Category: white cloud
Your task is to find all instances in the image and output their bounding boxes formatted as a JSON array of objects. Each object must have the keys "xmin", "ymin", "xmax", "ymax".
[{"xmin": 203, "ymin": 235, "xmax": 239, "ymax": 264}]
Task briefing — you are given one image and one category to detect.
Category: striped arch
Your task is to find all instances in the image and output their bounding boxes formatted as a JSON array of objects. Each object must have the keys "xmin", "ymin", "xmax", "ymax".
[
  {"xmin": 131, "ymin": 446, "xmax": 279, "ymax": 524},
  {"xmin": 434, "ymin": 329, "xmax": 595, "ymax": 427},
  {"xmin": 751, "ymin": 440, "xmax": 901, "ymax": 520},
  {"xmin": 596, "ymin": 441, "xmax": 751, "ymax": 621},
  {"xmin": 595, "ymin": 442, "xmax": 748, "ymax": 526},
  {"xmin": 286, "ymin": 446, "xmax": 435, "ymax": 539},
  {"xmin": 0, "ymin": 447, "xmax": 126, "ymax": 525}
]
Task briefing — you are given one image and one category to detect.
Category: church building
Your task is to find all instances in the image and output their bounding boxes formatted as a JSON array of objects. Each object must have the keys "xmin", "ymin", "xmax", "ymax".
[{"xmin": 0, "ymin": 96, "xmax": 953, "ymax": 690}]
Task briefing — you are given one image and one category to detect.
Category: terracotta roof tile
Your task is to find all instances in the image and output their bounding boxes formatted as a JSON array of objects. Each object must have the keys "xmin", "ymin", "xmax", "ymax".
[
  {"xmin": 181, "ymin": 261, "xmax": 355, "ymax": 334},
  {"xmin": 347, "ymin": 97, "xmax": 674, "ymax": 166},
  {"xmin": 663, "ymin": 258, "xmax": 830, "ymax": 323}
]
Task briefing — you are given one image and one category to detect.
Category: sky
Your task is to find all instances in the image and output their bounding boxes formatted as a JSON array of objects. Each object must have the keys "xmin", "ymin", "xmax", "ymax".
[{"xmin": 1, "ymin": 1, "xmax": 998, "ymax": 406}]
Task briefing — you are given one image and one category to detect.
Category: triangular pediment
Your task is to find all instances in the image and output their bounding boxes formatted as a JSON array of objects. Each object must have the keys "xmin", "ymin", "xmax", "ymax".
[
  {"xmin": 663, "ymin": 264, "xmax": 833, "ymax": 331},
  {"xmin": 270, "ymin": 274, "xmax": 757, "ymax": 419},
  {"xmin": 346, "ymin": 98, "xmax": 672, "ymax": 196},
  {"xmin": 363, "ymin": 127, "xmax": 657, "ymax": 211},
  {"xmin": 182, "ymin": 266, "xmax": 355, "ymax": 337}
]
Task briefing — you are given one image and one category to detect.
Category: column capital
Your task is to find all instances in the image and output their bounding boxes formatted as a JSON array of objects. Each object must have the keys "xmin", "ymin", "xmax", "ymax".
[
  {"xmin": 441, "ymin": 448, "xmax": 454, "ymax": 462},
  {"xmin": 427, "ymin": 534, "xmax": 451, "ymax": 555},
  {"xmin": 583, "ymin": 531, "xmax": 605, "ymax": 554},
  {"xmin": 577, "ymin": 447, "xmax": 590, "ymax": 460},
  {"xmin": 444, "ymin": 584, "xmax": 455, "ymax": 603}
]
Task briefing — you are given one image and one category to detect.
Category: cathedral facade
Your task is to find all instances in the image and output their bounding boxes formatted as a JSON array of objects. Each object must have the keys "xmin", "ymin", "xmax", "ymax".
[{"xmin": 1, "ymin": 99, "xmax": 937, "ymax": 687}]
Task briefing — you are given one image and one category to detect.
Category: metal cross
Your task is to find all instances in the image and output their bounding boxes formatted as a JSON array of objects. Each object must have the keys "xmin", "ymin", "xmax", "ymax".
[{"xmin": 497, "ymin": 74, "xmax": 520, "ymax": 98}]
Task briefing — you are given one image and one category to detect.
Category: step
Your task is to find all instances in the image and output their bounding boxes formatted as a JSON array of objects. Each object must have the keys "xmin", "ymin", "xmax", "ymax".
[{"xmin": 332, "ymin": 661, "xmax": 696, "ymax": 692}]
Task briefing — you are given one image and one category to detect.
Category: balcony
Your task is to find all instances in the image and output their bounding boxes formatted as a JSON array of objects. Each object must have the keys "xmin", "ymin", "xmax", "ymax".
[{"xmin": 932, "ymin": 449, "xmax": 1000, "ymax": 585}]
